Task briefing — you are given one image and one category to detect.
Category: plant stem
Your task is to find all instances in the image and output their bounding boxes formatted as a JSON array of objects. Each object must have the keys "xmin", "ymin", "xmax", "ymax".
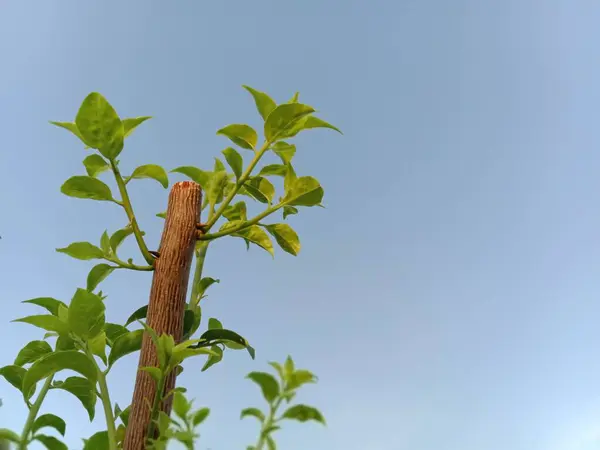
[
  {"xmin": 254, "ymin": 398, "xmax": 282, "ymax": 450},
  {"xmin": 198, "ymin": 203, "xmax": 285, "ymax": 241},
  {"xmin": 110, "ymin": 159, "xmax": 154, "ymax": 266},
  {"xmin": 203, "ymin": 141, "xmax": 271, "ymax": 230},
  {"xmin": 146, "ymin": 373, "xmax": 167, "ymax": 444},
  {"xmin": 19, "ymin": 375, "xmax": 54, "ymax": 449}
]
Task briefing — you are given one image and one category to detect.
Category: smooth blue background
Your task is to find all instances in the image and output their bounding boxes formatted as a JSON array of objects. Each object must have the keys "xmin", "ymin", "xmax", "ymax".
[{"xmin": 2, "ymin": 1, "xmax": 600, "ymax": 449}]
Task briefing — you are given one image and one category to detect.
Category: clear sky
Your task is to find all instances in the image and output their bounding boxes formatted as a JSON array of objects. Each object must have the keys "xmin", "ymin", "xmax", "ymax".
[{"xmin": 2, "ymin": 1, "xmax": 600, "ymax": 449}]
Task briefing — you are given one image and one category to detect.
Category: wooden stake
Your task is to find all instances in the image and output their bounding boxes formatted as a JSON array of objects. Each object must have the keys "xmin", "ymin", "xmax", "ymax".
[{"xmin": 123, "ymin": 181, "xmax": 201, "ymax": 450}]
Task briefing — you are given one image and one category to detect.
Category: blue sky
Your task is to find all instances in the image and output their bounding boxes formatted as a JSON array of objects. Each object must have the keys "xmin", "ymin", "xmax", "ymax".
[{"xmin": 2, "ymin": 1, "xmax": 600, "ymax": 449}]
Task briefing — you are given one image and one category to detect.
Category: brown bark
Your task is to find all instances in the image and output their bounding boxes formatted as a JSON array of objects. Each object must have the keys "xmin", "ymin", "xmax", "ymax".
[{"xmin": 123, "ymin": 181, "xmax": 201, "ymax": 450}]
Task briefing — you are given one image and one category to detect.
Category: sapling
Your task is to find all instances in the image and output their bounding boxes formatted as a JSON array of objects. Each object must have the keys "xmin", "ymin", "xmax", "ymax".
[{"xmin": 0, "ymin": 86, "xmax": 339, "ymax": 449}]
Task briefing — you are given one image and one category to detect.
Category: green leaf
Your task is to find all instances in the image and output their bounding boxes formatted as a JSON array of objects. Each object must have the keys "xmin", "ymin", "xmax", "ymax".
[
  {"xmin": 109, "ymin": 227, "xmax": 134, "ymax": 253},
  {"xmin": 217, "ymin": 124, "xmax": 258, "ymax": 150},
  {"xmin": 183, "ymin": 307, "xmax": 201, "ymax": 339},
  {"xmin": 222, "ymin": 147, "xmax": 244, "ymax": 179},
  {"xmin": 56, "ymin": 242, "xmax": 105, "ymax": 260},
  {"xmin": 243, "ymin": 85, "xmax": 277, "ymax": 121},
  {"xmin": 198, "ymin": 277, "xmax": 220, "ymax": 298},
  {"xmin": 272, "ymin": 142, "xmax": 296, "ymax": 164},
  {"xmin": 14, "ymin": 340, "xmax": 53, "ymax": 366},
  {"xmin": 288, "ymin": 92, "xmax": 300, "ymax": 103},
  {"xmin": 192, "ymin": 407, "xmax": 210, "ymax": 426},
  {"xmin": 83, "ymin": 154, "xmax": 109, "ymax": 177},
  {"xmin": 244, "ymin": 177, "xmax": 275, "ymax": 204},
  {"xmin": 0, "ymin": 365, "xmax": 26, "ymax": 392},
  {"xmin": 23, "ymin": 352, "xmax": 97, "ymax": 400},
  {"xmin": 0, "ymin": 428, "xmax": 20, "ymax": 443},
  {"xmin": 104, "ymin": 323, "xmax": 129, "ymax": 346},
  {"xmin": 49, "ymin": 121, "xmax": 87, "ymax": 144},
  {"xmin": 34, "ymin": 435, "xmax": 68, "ymax": 450},
  {"xmin": 123, "ymin": 116, "xmax": 152, "ymax": 138},
  {"xmin": 284, "ymin": 356, "xmax": 295, "ymax": 378},
  {"xmin": 129, "ymin": 164, "xmax": 169, "ymax": 188},
  {"xmin": 289, "ymin": 115, "xmax": 342, "ymax": 135},
  {"xmin": 100, "ymin": 231, "xmax": 111, "ymax": 255},
  {"xmin": 108, "ymin": 329, "xmax": 144, "ymax": 367},
  {"xmin": 240, "ymin": 407, "xmax": 265, "ymax": 423},
  {"xmin": 214, "ymin": 157, "xmax": 227, "ymax": 172},
  {"xmin": 283, "ymin": 176, "xmax": 323, "ymax": 207},
  {"xmin": 232, "ymin": 225, "xmax": 274, "ymax": 256},
  {"xmin": 208, "ymin": 171, "xmax": 229, "ymax": 205},
  {"xmin": 156, "ymin": 211, "xmax": 167, "ymax": 219},
  {"xmin": 246, "ymin": 372, "xmax": 280, "ymax": 403},
  {"xmin": 283, "ymin": 163, "xmax": 297, "ymax": 194},
  {"xmin": 68, "ymin": 288, "xmax": 106, "ymax": 340},
  {"xmin": 32, "ymin": 414, "xmax": 67, "ymax": 436},
  {"xmin": 171, "ymin": 166, "xmax": 212, "ymax": 188},
  {"xmin": 55, "ymin": 335, "xmax": 76, "ymax": 351},
  {"xmin": 269, "ymin": 362, "xmax": 285, "ymax": 381},
  {"xmin": 12, "ymin": 315, "xmax": 69, "ymax": 334},
  {"xmin": 287, "ymin": 369, "xmax": 317, "ymax": 390},
  {"xmin": 125, "ymin": 305, "xmax": 148, "ymax": 326},
  {"xmin": 201, "ymin": 345, "xmax": 223, "ymax": 372},
  {"xmin": 22, "ymin": 297, "xmax": 66, "ymax": 316},
  {"xmin": 259, "ymin": 164, "xmax": 287, "ymax": 177},
  {"xmin": 140, "ymin": 366, "xmax": 162, "ymax": 383},
  {"xmin": 89, "ymin": 332, "xmax": 107, "ymax": 365},
  {"xmin": 281, "ymin": 404, "xmax": 326, "ymax": 424},
  {"xmin": 208, "ymin": 318, "xmax": 223, "ymax": 330},
  {"xmin": 264, "ymin": 223, "xmax": 301, "ymax": 256},
  {"xmin": 223, "ymin": 201, "xmax": 247, "ymax": 221},
  {"xmin": 83, "ymin": 430, "xmax": 109, "ymax": 450},
  {"xmin": 51, "ymin": 376, "xmax": 96, "ymax": 421},
  {"xmin": 199, "ymin": 329, "xmax": 255, "ymax": 359},
  {"xmin": 283, "ymin": 206, "xmax": 298, "ymax": 220},
  {"xmin": 75, "ymin": 92, "xmax": 124, "ymax": 159},
  {"xmin": 86, "ymin": 264, "xmax": 116, "ymax": 292},
  {"xmin": 172, "ymin": 391, "xmax": 191, "ymax": 420},
  {"xmin": 264, "ymin": 103, "xmax": 315, "ymax": 142},
  {"xmin": 60, "ymin": 176, "xmax": 114, "ymax": 202}
]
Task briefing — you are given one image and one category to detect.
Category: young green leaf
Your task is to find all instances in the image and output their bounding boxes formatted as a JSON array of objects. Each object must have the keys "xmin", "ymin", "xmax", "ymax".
[
  {"xmin": 125, "ymin": 305, "xmax": 148, "ymax": 326},
  {"xmin": 208, "ymin": 318, "xmax": 223, "ymax": 330},
  {"xmin": 283, "ymin": 206, "xmax": 298, "ymax": 220},
  {"xmin": 284, "ymin": 355, "xmax": 295, "ymax": 377},
  {"xmin": 99, "ymin": 230, "xmax": 111, "ymax": 256},
  {"xmin": 231, "ymin": 225, "xmax": 274, "ymax": 256},
  {"xmin": 0, "ymin": 429, "xmax": 20, "ymax": 443},
  {"xmin": 14, "ymin": 340, "xmax": 53, "ymax": 366},
  {"xmin": 156, "ymin": 211, "xmax": 167, "ymax": 219},
  {"xmin": 23, "ymin": 351, "xmax": 97, "ymax": 400},
  {"xmin": 201, "ymin": 345, "xmax": 223, "ymax": 372},
  {"xmin": 283, "ymin": 176, "xmax": 324, "ymax": 207},
  {"xmin": 0, "ymin": 365, "xmax": 26, "ymax": 392},
  {"xmin": 12, "ymin": 315, "xmax": 69, "ymax": 335},
  {"xmin": 264, "ymin": 103, "xmax": 315, "ymax": 142},
  {"xmin": 60, "ymin": 176, "xmax": 114, "ymax": 202},
  {"xmin": 86, "ymin": 264, "xmax": 116, "ymax": 292},
  {"xmin": 269, "ymin": 362, "xmax": 285, "ymax": 381},
  {"xmin": 286, "ymin": 369, "xmax": 317, "ymax": 390},
  {"xmin": 183, "ymin": 307, "xmax": 201, "ymax": 339},
  {"xmin": 172, "ymin": 391, "xmax": 191, "ymax": 420},
  {"xmin": 109, "ymin": 227, "xmax": 134, "ymax": 253},
  {"xmin": 223, "ymin": 201, "xmax": 248, "ymax": 221},
  {"xmin": 246, "ymin": 372, "xmax": 280, "ymax": 403},
  {"xmin": 198, "ymin": 277, "xmax": 220, "ymax": 298},
  {"xmin": 56, "ymin": 242, "xmax": 105, "ymax": 260},
  {"xmin": 264, "ymin": 223, "xmax": 301, "ymax": 256},
  {"xmin": 222, "ymin": 147, "xmax": 244, "ymax": 179},
  {"xmin": 170, "ymin": 166, "xmax": 212, "ymax": 187},
  {"xmin": 244, "ymin": 177, "xmax": 275, "ymax": 204},
  {"xmin": 240, "ymin": 407, "xmax": 265, "ymax": 423},
  {"xmin": 75, "ymin": 92, "xmax": 124, "ymax": 159},
  {"xmin": 103, "ymin": 323, "xmax": 129, "ymax": 347},
  {"xmin": 83, "ymin": 154, "xmax": 109, "ymax": 177},
  {"xmin": 123, "ymin": 116, "xmax": 152, "ymax": 138},
  {"xmin": 89, "ymin": 332, "xmax": 108, "ymax": 365},
  {"xmin": 83, "ymin": 430, "xmax": 110, "ymax": 450},
  {"xmin": 288, "ymin": 92, "xmax": 300, "ymax": 103},
  {"xmin": 108, "ymin": 329, "xmax": 144, "ymax": 367},
  {"xmin": 280, "ymin": 404, "xmax": 325, "ymax": 424},
  {"xmin": 217, "ymin": 124, "xmax": 258, "ymax": 150},
  {"xmin": 208, "ymin": 171, "xmax": 229, "ymax": 205},
  {"xmin": 259, "ymin": 164, "xmax": 287, "ymax": 177},
  {"xmin": 129, "ymin": 164, "xmax": 169, "ymax": 188},
  {"xmin": 67, "ymin": 289, "xmax": 106, "ymax": 340},
  {"xmin": 214, "ymin": 157, "xmax": 227, "ymax": 172},
  {"xmin": 22, "ymin": 297, "xmax": 67, "ymax": 316},
  {"xmin": 192, "ymin": 407, "xmax": 210, "ymax": 427},
  {"xmin": 50, "ymin": 376, "xmax": 97, "ymax": 421},
  {"xmin": 49, "ymin": 121, "xmax": 87, "ymax": 145},
  {"xmin": 243, "ymin": 85, "xmax": 277, "ymax": 121},
  {"xmin": 32, "ymin": 413, "xmax": 67, "ymax": 436},
  {"xmin": 139, "ymin": 367, "xmax": 162, "ymax": 383},
  {"xmin": 34, "ymin": 435, "xmax": 68, "ymax": 450},
  {"xmin": 271, "ymin": 142, "xmax": 296, "ymax": 164},
  {"xmin": 288, "ymin": 115, "xmax": 342, "ymax": 136}
]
